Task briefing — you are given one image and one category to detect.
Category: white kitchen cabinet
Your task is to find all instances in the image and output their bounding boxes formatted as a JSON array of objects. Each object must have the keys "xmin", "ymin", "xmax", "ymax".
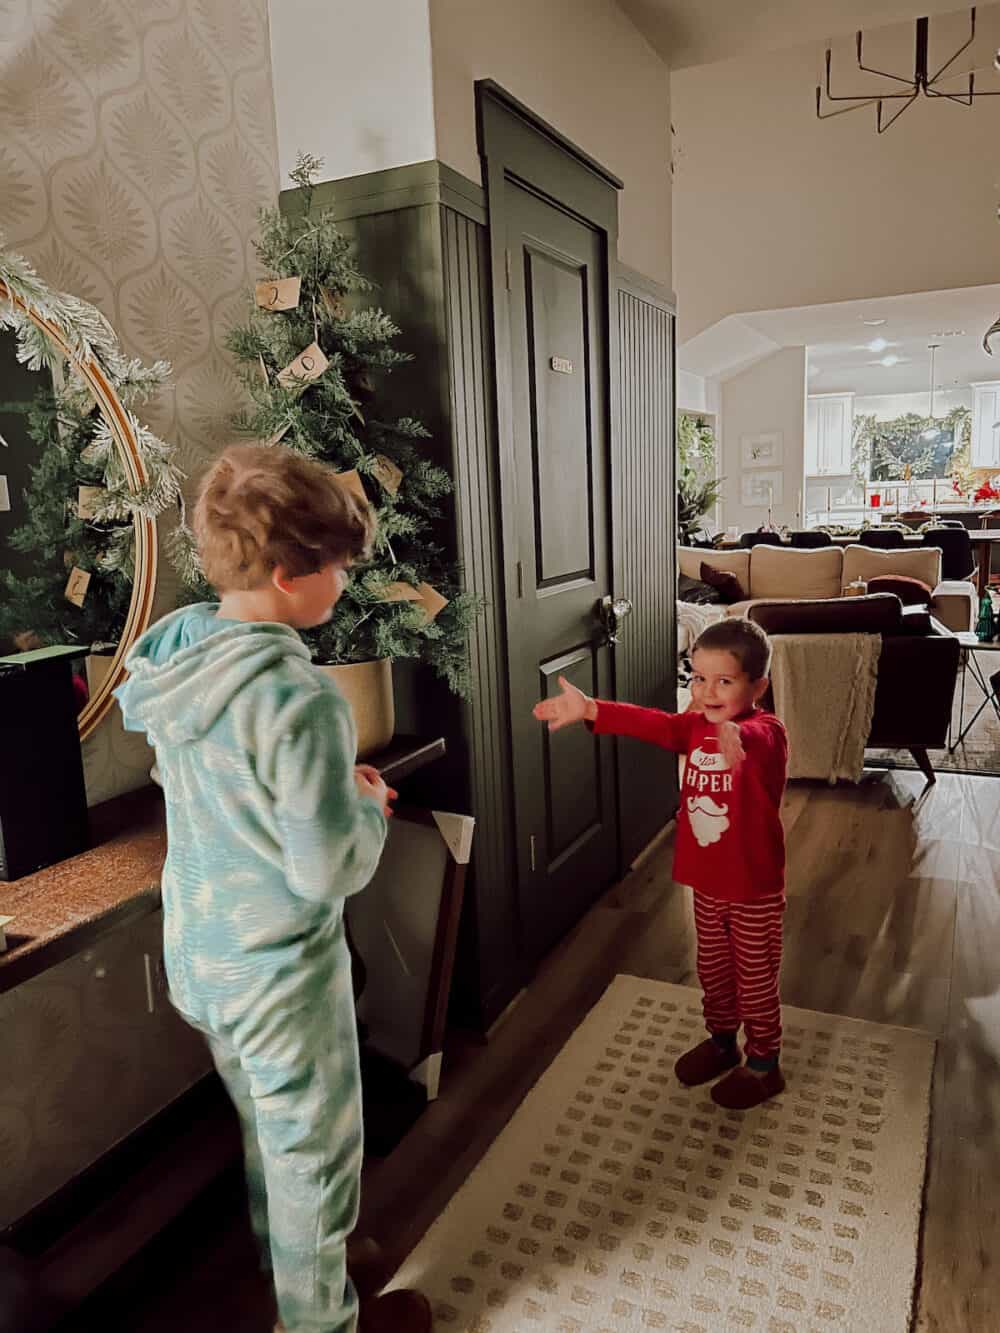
[
  {"xmin": 806, "ymin": 393, "xmax": 854, "ymax": 476},
  {"xmin": 971, "ymin": 382, "xmax": 1000, "ymax": 469}
]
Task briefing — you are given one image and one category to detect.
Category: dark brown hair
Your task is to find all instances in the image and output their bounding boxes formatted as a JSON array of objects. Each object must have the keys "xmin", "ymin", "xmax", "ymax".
[
  {"xmin": 692, "ymin": 617, "xmax": 771, "ymax": 681},
  {"xmin": 194, "ymin": 444, "xmax": 375, "ymax": 592}
]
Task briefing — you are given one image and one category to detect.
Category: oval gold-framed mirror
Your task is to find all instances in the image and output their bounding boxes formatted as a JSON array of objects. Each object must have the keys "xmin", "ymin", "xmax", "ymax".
[{"xmin": 0, "ymin": 277, "xmax": 160, "ymax": 742}]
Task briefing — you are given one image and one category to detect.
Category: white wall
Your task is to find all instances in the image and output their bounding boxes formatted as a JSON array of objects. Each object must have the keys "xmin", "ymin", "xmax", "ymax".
[
  {"xmin": 429, "ymin": 0, "xmax": 672, "ymax": 287},
  {"xmin": 678, "ymin": 370, "xmax": 720, "ymax": 415},
  {"xmin": 672, "ymin": 5, "xmax": 1000, "ymax": 341},
  {"xmin": 269, "ymin": 0, "xmax": 436, "ymax": 185},
  {"xmin": 268, "ymin": 0, "xmax": 672, "ymax": 285},
  {"xmin": 721, "ymin": 347, "xmax": 807, "ymax": 532},
  {"xmin": 854, "ymin": 388, "xmax": 971, "ymax": 421}
]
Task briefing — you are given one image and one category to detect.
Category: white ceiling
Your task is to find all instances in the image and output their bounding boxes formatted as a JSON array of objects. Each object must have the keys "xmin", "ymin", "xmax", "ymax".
[
  {"xmin": 679, "ymin": 286, "xmax": 1000, "ymax": 396},
  {"xmin": 619, "ymin": 0, "xmax": 987, "ymax": 70}
]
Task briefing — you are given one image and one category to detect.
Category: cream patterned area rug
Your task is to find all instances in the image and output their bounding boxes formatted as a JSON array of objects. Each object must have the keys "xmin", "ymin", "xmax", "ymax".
[{"xmin": 393, "ymin": 976, "xmax": 934, "ymax": 1332}]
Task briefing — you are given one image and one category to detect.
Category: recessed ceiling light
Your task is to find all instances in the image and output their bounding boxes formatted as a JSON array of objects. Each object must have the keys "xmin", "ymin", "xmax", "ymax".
[
  {"xmin": 867, "ymin": 337, "xmax": 889, "ymax": 353},
  {"xmin": 880, "ymin": 355, "xmax": 900, "ymax": 366},
  {"xmin": 861, "ymin": 317, "xmax": 887, "ymax": 326}
]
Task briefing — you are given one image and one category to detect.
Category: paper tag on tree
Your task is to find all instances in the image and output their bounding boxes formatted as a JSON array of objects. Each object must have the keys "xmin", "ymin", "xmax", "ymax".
[
  {"xmin": 351, "ymin": 401, "xmax": 366, "ymax": 425},
  {"xmin": 77, "ymin": 485, "xmax": 104, "ymax": 519},
  {"xmin": 65, "ymin": 566, "xmax": 91, "ymax": 607},
  {"xmin": 277, "ymin": 342, "xmax": 329, "ymax": 390},
  {"xmin": 381, "ymin": 582, "xmax": 424, "ymax": 604},
  {"xmin": 372, "ymin": 455, "xmax": 403, "ymax": 495},
  {"xmin": 415, "ymin": 582, "xmax": 448, "ymax": 622},
  {"xmin": 257, "ymin": 354, "xmax": 269, "ymax": 386},
  {"xmin": 336, "ymin": 469, "xmax": 368, "ymax": 503},
  {"xmin": 255, "ymin": 276, "xmax": 301, "ymax": 311},
  {"xmin": 320, "ymin": 287, "xmax": 346, "ymax": 319}
]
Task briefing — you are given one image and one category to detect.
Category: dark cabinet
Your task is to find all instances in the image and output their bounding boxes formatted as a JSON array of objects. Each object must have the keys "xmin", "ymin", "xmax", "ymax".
[{"xmin": 1, "ymin": 910, "xmax": 210, "ymax": 1229}]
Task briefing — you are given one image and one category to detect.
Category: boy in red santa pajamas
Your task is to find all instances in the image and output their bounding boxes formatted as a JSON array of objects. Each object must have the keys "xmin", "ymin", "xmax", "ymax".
[{"xmin": 533, "ymin": 618, "xmax": 788, "ymax": 1110}]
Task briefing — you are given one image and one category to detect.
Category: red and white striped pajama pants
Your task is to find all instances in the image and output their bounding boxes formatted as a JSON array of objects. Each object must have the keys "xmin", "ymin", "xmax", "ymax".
[{"xmin": 693, "ymin": 891, "xmax": 785, "ymax": 1062}]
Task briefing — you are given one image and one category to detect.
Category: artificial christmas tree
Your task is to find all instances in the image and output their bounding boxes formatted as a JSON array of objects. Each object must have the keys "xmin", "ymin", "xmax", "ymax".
[{"xmin": 173, "ymin": 154, "xmax": 478, "ymax": 700}]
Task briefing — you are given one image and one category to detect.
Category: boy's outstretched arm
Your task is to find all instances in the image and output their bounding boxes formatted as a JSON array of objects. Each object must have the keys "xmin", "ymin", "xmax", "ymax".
[
  {"xmin": 533, "ymin": 676, "xmax": 695, "ymax": 754},
  {"xmin": 532, "ymin": 675, "xmax": 596, "ymax": 730}
]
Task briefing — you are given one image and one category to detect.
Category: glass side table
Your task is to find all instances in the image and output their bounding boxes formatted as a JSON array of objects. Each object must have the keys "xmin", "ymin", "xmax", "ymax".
[{"xmin": 948, "ymin": 632, "xmax": 1000, "ymax": 752}]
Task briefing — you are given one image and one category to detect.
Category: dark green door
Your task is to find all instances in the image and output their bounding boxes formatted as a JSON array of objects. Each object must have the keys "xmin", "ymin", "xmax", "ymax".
[{"xmin": 502, "ymin": 180, "xmax": 619, "ymax": 965}]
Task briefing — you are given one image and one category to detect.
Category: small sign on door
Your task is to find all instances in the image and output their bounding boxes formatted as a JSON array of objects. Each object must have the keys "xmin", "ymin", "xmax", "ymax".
[{"xmin": 550, "ymin": 356, "xmax": 573, "ymax": 375}]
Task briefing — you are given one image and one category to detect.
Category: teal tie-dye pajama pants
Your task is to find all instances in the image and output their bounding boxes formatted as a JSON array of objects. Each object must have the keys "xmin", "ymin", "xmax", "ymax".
[{"xmin": 182, "ymin": 924, "xmax": 362, "ymax": 1333}]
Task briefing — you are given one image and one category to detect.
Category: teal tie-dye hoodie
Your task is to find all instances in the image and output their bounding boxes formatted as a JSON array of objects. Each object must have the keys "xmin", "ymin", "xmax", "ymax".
[{"xmin": 115, "ymin": 603, "xmax": 386, "ymax": 1030}]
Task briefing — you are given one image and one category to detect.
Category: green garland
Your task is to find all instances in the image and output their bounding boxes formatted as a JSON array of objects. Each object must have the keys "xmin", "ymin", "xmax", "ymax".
[
  {"xmin": 851, "ymin": 405, "xmax": 971, "ymax": 486},
  {"xmin": 0, "ymin": 237, "xmax": 182, "ymax": 649}
]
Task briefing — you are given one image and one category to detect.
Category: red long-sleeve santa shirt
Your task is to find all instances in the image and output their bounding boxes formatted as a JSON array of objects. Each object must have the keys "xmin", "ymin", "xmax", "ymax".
[{"xmin": 592, "ymin": 702, "xmax": 788, "ymax": 902}]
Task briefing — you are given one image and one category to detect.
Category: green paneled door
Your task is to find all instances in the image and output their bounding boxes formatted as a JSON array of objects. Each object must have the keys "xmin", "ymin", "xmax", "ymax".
[{"xmin": 502, "ymin": 181, "xmax": 619, "ymax": 965}]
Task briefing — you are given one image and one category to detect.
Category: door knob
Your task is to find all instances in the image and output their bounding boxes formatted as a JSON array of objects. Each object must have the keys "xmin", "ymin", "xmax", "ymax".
[{"xmin": 598, "ymin": 594, "xmax": 633, "ymax": 644}]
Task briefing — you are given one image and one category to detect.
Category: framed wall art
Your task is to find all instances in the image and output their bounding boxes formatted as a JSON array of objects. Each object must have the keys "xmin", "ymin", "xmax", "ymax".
[{"xmin": 741, "ymin": 431, "xmax": 784, "ymax": 468}]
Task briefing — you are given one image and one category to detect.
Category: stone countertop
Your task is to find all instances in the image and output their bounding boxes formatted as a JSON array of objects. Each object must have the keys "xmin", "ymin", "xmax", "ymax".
[
  {"xmin": 0, "ymin": 785, "xmax": 166, "ymax": 994},
  {"xmin": 0, "ymin": 735, "xmax": 446, "ymax": 995}
]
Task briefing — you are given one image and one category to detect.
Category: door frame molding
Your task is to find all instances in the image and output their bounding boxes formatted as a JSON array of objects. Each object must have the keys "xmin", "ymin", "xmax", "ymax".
[{"xmin": 476, "ymin": 79, "xmax": 623, "ymax": 962}]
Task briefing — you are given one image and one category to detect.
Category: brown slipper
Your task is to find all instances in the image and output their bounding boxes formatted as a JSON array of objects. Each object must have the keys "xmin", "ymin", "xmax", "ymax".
[
  {"xmin": 360, "ymin": 1288, "xmax": 432, "ymax": 1333},
  {"xmin": 710, "ymin": 1064, "xmax": 785, "ymax": 1109},
  {"xmin": 674, "ymin": 1037, "xmax": 741, "ymax": 1086},
  {"xmin": 347, "ymin": 1235, "xmax": 396, "ymax": 1301}
]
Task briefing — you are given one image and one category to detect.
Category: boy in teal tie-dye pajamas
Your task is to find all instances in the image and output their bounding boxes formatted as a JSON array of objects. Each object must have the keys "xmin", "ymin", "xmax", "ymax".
[{"xmin": 116, "ymin": 445, "xmax": 431, "ymax": 1333}]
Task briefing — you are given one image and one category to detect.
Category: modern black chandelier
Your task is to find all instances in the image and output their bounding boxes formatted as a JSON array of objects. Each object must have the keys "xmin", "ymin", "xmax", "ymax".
[{"xmin": 816, "ymin": 7, "xmax": 1000, "ymax": 133}]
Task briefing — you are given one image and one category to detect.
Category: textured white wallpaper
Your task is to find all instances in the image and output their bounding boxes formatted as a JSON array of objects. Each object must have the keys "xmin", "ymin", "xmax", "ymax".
[{"xmin": 0, "ymin": 0, "xmax": 280, "ymax": 803}]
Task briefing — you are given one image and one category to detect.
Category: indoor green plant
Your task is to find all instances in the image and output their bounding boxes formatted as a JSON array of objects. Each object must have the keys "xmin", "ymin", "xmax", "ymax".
[{"xmin": 677, "ymin": 412, "xmax": 722, "ymax": 543}]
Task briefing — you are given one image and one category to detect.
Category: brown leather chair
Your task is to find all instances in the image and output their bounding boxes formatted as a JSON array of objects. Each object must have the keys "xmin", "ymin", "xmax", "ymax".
[
  {"xmin": 981, "ymin": 512, "xmax": 1000, "ymax": 581},
  {"xmin": 921, "ymin": 526, "xmax": 977, "ymax": 582},
  {"xmin": 741, "ymin": 531, "xmax": 784, "ymax": 549},
  {"xmin": 747, "ymin": 594, "xmax": 959, "ymax": 782},
  {"xmin": 858, "ymin": 528, "xmax": 906, "ymax": 549}
]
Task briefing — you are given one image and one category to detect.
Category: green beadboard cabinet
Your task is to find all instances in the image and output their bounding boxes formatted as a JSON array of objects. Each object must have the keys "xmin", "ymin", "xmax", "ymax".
[{"xmin": 280, "ymin": 158, "xmax": 677, "ymax": 1031}]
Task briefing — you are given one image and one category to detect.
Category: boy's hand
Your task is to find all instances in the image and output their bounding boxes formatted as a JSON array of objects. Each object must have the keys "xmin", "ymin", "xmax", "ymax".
[
  {"xmin": 716, "ymin": 721, "xmax": 746, "ymax": 771},
  {"xmin": 532, "ymin": 675, "xmax": 597, "ymax": 731},
  {"xmin": 355, "ymin": 764, "xmax": 397, "ymax": 818}
]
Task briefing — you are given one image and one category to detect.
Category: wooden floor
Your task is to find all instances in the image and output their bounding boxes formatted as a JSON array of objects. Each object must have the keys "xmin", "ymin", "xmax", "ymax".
[{"xmin": 68, "ymin": 770, "xmax": 1000, "ymax": 1332}]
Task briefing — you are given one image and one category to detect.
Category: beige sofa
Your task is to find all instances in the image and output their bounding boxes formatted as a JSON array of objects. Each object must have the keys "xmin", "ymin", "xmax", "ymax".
[{"xmin": 678, "ymin": 543, "xmax": 976, "ymax": 634}]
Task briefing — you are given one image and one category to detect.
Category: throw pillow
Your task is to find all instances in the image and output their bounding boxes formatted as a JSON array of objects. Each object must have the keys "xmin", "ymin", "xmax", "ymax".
[
  {"xmin": 700, "ymin": 561, "xmax": 742, "ymax": 605},
  {"xmin": 867, "ymin": 574, "xmax": 933, "ymax": 607},
  {"xmin": 678, "ymin": 572, "xmax": 722, "ymax": 605}
]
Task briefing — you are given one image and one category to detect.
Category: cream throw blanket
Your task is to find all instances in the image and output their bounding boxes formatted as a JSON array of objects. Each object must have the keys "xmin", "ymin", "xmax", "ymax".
[{"xmin": 769, "ymin": 632, "xmax": 880, "ymax": 783}]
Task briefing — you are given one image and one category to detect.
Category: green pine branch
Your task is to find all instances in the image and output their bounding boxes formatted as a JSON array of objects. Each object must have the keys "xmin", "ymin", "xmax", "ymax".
[{"xmin": 0, "ymin": 238, "xmax": 182, "ymax": 650}]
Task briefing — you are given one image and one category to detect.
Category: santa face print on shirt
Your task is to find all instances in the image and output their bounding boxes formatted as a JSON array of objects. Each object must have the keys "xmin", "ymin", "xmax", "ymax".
[{"xmin": 684, "ymin": 734, "xmax": 734, "ymax": 848}]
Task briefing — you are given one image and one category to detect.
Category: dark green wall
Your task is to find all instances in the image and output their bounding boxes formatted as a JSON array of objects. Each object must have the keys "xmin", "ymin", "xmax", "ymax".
[
  {"xmin": 282, "ymin": 162, "xmax": 519, "ymax": 1029},
  {"xmin": 281, "ymin": 159, "xmax": 677, "ymax": 1032}
]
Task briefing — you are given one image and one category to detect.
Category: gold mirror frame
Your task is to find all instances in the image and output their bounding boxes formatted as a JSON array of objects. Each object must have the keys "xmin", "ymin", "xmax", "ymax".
[{"xmin": 0, "ymin": 279, "xmax": 158, "ymax": 741}]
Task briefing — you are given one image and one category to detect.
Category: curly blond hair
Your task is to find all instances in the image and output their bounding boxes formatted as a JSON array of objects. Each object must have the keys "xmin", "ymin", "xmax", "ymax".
[{"xmin": 194, "ymin": 444, "xmax": 375, "ymax": 592}]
